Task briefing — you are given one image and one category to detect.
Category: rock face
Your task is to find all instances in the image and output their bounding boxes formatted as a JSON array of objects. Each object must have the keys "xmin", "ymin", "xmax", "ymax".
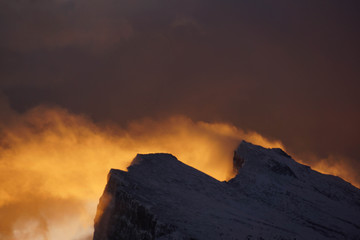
[{"xmin": 93, "ymin": 141, "xmax": 360, "ymax": 240}]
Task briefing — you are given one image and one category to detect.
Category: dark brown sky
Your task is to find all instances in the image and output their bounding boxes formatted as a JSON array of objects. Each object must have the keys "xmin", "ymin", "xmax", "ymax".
[{"xmin": 1, "ymin": 0, "xmax": 360, "ymax": 181}]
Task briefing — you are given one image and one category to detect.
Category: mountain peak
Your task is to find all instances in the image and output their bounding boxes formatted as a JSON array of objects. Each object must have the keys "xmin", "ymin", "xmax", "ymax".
[
  {"xmin": 233, "ymin": 140, "xmax": 298, "ymax": 177},
  {"xmin": 130, "ymin": 153, "xmax": 179, "ymax": 168},
  {"xmin": 94, "ymin": 141, "xmax": 360, "ymax": 240}
]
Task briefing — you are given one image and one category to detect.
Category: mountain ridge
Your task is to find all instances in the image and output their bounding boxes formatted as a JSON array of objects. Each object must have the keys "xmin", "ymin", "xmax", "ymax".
[{"xmin": 93, "ymin": 141, "xmax": 360, "ymax": 240}]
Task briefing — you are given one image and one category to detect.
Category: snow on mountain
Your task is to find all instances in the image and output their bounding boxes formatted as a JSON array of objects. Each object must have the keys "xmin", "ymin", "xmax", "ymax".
[{"xmin": 93, "ymin": 141, "xmax": 360, "ymax": 240}]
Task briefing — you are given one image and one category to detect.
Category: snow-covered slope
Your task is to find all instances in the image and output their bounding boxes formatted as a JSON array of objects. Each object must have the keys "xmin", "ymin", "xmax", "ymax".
[{"xmin": 93, "ymin": 141, "xmax": 360, "ymax": 240}]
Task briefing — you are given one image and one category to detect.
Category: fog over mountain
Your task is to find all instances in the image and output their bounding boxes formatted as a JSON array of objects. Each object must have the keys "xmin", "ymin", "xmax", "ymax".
[
  {"xmin": 0, "ymin": 1, "xmax": 360, "ymax": 239},
  {"xmin": 1, "ymin": 0, "xmax": 360, "ymax": 182}
]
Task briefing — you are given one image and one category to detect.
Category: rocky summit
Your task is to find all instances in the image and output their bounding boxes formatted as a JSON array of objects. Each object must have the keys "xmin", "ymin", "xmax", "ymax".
[{"xmin": 93, "ymin": 141, "xmax": 360, "ymax": 240}]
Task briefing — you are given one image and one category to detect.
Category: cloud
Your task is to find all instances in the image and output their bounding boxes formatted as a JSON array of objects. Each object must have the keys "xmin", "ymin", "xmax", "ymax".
[
  {"xmin": 0, "ymin": 0, "xmax": 133, "ymax": 52},
  {"xmin": 171, "ymin": 16, "xmax": 204, "ymax": 34},
  {"xmin": 0, "ymin": 98, "xmax": 358, "ymax": 239},
  {"xmin": 0, "ymin": 102, "xmax": 285, "ymax": 240}
]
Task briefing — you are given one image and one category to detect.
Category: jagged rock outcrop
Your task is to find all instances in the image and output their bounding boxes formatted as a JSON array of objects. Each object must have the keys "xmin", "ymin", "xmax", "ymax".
[{"xmin": 93, "ymin": 141, "xmax": 360, "ymax": 240}]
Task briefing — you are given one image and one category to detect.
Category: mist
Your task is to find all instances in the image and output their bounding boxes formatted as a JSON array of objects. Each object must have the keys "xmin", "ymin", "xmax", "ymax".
[
  {"xmin": 0, "ymin": 102, "xmax": 288, "ymax": 240},
  {"xmin": 1, "ymin": 0, "xmax": 359, "ymax": 171}
]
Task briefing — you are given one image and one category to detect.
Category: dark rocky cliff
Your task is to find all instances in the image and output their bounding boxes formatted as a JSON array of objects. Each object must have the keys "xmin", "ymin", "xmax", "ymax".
[{"xmin": 93, "ymin": 142, "xmax": 360, "ymax": 240}]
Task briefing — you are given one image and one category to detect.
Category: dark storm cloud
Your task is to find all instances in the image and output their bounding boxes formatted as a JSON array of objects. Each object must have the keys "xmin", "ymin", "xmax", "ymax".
[{"xmin": 1, "ymin": 0, "xmax": 360, "ymax": 181}]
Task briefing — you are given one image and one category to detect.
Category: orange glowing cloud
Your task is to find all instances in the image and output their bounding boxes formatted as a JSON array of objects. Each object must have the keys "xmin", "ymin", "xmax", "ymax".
[
  {"xmin": 296, "ymin": 154, "xmax": 359, "ymax": 189},
  {"xmin": 0, "ymin": 105, "xmax": 357, "ymax": 240}
]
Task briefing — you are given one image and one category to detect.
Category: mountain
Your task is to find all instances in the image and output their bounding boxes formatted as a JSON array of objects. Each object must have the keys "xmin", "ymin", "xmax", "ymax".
[{"xmin": 93, "ymin": 141, "xmax": 360, "ymax": 240}]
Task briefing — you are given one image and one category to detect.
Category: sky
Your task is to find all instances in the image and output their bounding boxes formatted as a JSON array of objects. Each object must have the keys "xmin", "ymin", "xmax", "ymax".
[{"xmin": 0, "ymin": 0, "xmax": 360, "ymax": 239}]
